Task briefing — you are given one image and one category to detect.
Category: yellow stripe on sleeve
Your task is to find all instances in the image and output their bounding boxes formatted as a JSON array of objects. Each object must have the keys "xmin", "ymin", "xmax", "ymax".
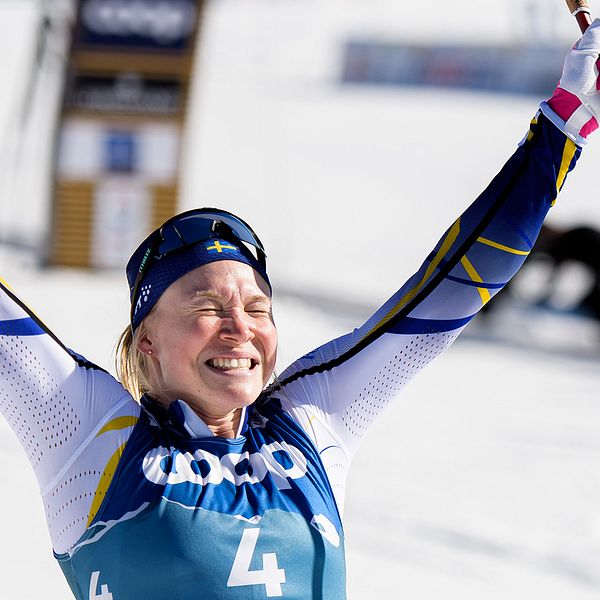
[
  {"xmin": 554, "ymin": 138, "xmax": 577, "ymax": 204},
  {"xmin": 477, "ymin": 237, "xmax": 530, "ymax": 256},
  {"xmin": 460, "ymin": 256, "xmax": 491, "ymax": 305},
  {"xmin": 526, "ymin": 115, "xmax": 538, "ymax": 141},
  {"xmin": 361, "ymin": 218, "xmax": 461, "ymax": 340},
  {"xmin": 87, "ymin": 443, "xmax": 128, "ymax": 527},
  {"xmin": 96, "ymin": 416, "xmax": 139, "ymax": 437}
]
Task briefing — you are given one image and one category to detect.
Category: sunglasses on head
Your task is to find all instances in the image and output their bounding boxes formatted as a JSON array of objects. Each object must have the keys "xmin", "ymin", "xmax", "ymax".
[{"xmin": 129, "ymin": 208, "xmax": 267, "ymax": 326}]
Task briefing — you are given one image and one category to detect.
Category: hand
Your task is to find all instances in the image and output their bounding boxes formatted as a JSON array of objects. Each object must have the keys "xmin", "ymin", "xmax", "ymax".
[{"xmin": 544, "ymin": 18, "xmax": 600, "ymax": 143}]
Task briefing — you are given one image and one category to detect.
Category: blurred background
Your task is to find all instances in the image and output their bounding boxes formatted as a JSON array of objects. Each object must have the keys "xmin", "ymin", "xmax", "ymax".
[{"xmin": 0, "ymin": 1, "xmax": 599, "ymax": 598}]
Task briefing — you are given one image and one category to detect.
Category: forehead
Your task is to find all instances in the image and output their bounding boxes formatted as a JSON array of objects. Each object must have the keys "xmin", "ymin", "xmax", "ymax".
[{"xmin": 172, "ymin": 260, "xmax": 271, "ymax": 298}]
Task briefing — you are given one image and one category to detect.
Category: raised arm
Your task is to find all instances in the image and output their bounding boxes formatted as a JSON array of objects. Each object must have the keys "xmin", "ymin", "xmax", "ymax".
[
  {"xmin": 0, "ymin": 279, "xmax": 140, "ymax": 553},
  {"xmin": 270, "ymin": 21, "xmax": 600, "ymax": 511}
]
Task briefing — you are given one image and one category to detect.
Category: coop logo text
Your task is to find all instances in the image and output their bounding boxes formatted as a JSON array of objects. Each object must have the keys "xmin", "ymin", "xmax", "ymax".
[
  {"xmin": 82, "ymin": 0, "xmax": 197, "ymax": 44},
  {"xmin": 142, "ymin": 442, "xmax": 308, "ymax": 490}
]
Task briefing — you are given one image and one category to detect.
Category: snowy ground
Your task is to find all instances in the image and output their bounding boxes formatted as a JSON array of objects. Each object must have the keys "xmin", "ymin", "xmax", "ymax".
[{"xmin": 1, "ymin": 1, "xmax": 600, "ymax": 599}]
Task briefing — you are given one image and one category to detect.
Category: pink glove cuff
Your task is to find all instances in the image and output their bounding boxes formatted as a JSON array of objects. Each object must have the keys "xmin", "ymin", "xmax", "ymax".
[{"xmin": 547, "ymin": 87, "xmax": 599, "ymax": 139}]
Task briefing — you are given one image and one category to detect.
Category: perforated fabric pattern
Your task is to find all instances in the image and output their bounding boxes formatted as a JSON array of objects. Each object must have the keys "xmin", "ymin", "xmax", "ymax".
[
  {"xmin": 0, "ymin": 334, "xmax": 79, "ymax": 472},
  {"xmin": 277, "ymin": 329, "xmax": 460, "ymax": 511},
  {"xmin": 44, "ymin": 468, "xmax": 100, "ymax": 546},
  {"xmin": 341, "ymin": 332, "xmax": 458, "ymax": 440},
  {"xmin": 0, "ymin": 285, "xmax": 141, "ymax": 552},
  {"xmin": 0, "ymin": 329, "xmax": 134, "ymax": 494},
  {"xmin": 41, "ymin": 400, "xmax": 140, "ymax": 553}
]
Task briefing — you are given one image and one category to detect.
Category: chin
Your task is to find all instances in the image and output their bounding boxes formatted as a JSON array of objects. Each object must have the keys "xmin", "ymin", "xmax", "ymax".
[{"xmin": 219, "ymin": 383, "xmax": 264, "ymax": 409}]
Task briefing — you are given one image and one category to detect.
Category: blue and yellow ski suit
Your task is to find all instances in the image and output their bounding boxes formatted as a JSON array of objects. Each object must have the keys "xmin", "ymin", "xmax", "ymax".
[{"xmin": 0, "ymin": 110, "xmax": 582, "ymax": 599}]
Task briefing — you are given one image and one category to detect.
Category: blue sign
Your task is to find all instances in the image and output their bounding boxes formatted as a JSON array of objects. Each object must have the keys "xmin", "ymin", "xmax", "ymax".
[
  {"xmin": 75, "ymin": 0, "xmax": 199, "ymax": 51},
  {"xmin": 104, "ymin": 130, "xmax": 137, "ymax": 173}
]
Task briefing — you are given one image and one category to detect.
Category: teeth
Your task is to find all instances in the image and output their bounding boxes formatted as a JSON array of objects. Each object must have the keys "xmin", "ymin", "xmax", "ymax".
[{"xmin": 209, "ymin": 358, "xmax": 253, "ymax": 369}]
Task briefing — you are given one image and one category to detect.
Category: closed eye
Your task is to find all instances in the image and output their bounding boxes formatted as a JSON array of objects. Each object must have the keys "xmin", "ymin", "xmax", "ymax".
[
  {"xmin": 246, "ymin": 302, "xmax": 272, "ymax": 315},
  {"xmin": 187, "ymin": 303, "xmax": 221, "ymax": 315}
]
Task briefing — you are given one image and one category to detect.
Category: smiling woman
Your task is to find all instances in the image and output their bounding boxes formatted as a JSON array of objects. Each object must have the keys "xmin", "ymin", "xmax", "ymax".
[
  {"xmin": 131, "ymin": 260, "xmax": 278, "ymax": 437},
  {"xmin": 1, "ymin": 21, "xmax": 600, "ymax": 600}
]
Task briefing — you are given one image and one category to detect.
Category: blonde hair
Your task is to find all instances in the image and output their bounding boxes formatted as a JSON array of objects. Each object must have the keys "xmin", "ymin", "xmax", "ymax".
[{"xmin": 115, "ymin": 318, "xmax": 156, "ymax": 401}]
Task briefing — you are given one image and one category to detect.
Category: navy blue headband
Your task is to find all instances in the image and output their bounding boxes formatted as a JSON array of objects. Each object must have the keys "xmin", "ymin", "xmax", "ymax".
[{"xmin": 127, "ymin": 237, "xmax": 271, "ymax": 331}]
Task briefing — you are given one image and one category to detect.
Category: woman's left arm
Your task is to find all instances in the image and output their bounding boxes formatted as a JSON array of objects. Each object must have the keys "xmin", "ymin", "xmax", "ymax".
[{"xmin": 269, "ymin": 21, "xmax": 600, "ymax": 510}]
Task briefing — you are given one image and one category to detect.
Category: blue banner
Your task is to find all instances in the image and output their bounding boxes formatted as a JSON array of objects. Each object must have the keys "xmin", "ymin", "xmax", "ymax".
[{"xmin": 74, "ymin": 0, "xmax": 200, "ymax": 52}]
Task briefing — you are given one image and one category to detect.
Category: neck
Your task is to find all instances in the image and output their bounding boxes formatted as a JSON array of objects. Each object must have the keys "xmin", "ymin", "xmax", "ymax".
[{"xmin": 197, "ymin": 407, "xmax": 242, "ymax": 438}]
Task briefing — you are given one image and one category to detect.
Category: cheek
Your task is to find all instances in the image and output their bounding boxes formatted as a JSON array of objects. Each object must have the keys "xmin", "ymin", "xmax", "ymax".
[
  {"xmin": 155, "ymin": 319, "xmax": 213, "ymax": 364},
  {"xmin": 260, "ymin": 322, "xmax": 278, "ymax": 367}
]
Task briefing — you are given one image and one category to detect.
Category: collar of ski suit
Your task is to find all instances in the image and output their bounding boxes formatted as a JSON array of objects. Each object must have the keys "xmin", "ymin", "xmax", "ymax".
[{"xmin": 140, "ymin": 396, "xmax": 249, "ymax": 440}]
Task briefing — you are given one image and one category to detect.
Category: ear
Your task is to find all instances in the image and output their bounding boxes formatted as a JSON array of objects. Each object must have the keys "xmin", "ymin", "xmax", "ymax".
[
  {"xmin": 137, "ymin": 334, "xmax": 154, "ymax": 356},
  {"xmin": 136, "ymin": 323, "xmax": 156, "ymax": 356}
]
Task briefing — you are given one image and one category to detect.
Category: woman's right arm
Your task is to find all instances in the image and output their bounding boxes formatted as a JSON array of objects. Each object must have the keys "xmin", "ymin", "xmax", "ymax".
[{"xmin": 0, "ymin": 279, "xmax": 140, "ymax": 553}]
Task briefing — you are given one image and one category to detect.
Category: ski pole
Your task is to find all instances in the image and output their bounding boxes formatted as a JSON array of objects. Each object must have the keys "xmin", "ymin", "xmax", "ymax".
[{"xmin": 565, "ymin": 0, "xmax": 593, "ymax": 33}]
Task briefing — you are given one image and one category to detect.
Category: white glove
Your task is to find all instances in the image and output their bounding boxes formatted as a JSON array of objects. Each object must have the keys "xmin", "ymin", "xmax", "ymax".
[{"xmin": 541, "ymin": 18, "xmax": 600, "ymax": 144}]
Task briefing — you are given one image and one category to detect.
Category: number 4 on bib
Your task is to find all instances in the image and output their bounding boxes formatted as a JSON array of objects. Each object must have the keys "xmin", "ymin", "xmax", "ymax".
[
  {"xmin": 227, "ymin": 528, "xmax": 286, "ymax": 597},
  {"xmin": 89, "ymin": 571, "xmax": 113, "ymax": 600}
]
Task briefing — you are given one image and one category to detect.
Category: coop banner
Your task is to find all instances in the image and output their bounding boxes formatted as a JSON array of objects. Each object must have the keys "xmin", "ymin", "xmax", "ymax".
[{"xmin": 74, "ymin": 0, "xmax": 199, "ymax": 52}]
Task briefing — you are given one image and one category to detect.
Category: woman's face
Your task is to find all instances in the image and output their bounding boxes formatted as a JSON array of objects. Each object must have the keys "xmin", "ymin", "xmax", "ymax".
[{"xmin": 138, "ymin": 260, "xmax": 277, "ymax": 419}]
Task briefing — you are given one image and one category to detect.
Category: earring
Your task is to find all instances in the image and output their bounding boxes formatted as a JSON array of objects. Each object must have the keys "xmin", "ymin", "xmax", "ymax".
[{"xmin": 147, "ymin": 350, "xmax": 152, "ymax": 355}]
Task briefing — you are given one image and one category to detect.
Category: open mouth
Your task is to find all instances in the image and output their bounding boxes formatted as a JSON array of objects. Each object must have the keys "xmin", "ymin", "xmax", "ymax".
[{"xmin": 207, "ymin": 357, "xmax": 258, "ymax": 371}]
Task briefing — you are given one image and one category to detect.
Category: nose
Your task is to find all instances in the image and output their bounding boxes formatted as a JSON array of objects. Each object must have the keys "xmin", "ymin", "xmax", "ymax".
[{"xmin": 218, "ymin": 309, "xmax": 254, "ymax": 344}]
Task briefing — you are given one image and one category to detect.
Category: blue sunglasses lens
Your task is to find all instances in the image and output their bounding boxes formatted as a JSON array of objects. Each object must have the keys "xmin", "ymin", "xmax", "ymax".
[{"xmin": 157, "ymin": 211, "xmax": 265, "ymax": 258}]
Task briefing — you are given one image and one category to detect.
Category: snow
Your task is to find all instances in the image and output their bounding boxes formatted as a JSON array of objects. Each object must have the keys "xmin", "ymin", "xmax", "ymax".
[{"xmin": 1, "ymin": 1, "xmax": 600, "ymax": 599}]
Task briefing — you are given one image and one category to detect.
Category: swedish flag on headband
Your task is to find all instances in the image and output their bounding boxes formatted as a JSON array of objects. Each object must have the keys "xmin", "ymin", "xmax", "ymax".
[{"xmin": 205, "ymin": 240, "xmax": 239, "ymax": 254}]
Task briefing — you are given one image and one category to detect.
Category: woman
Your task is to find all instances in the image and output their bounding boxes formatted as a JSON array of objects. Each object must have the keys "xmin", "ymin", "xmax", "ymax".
[{"xmin": 1, "ymin": 21, "xmax": 599, "ymax": 600}]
